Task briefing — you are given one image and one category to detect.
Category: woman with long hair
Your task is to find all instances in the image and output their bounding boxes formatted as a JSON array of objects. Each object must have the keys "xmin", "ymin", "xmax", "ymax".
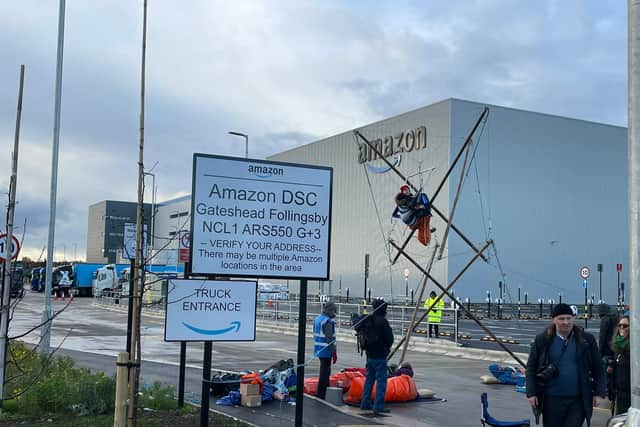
[{"xmin": 608, "ymin": 315, "xmax": 630, "ymax": 415}]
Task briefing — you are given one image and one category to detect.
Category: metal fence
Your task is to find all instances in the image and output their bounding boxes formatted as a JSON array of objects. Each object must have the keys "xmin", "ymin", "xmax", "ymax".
[{"xmin": 255, "ymin": 299, "xmax": 460, "ymax": 344}]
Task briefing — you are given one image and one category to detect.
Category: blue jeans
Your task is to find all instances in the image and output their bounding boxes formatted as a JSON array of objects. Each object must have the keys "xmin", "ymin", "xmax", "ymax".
[{"xmin": 360, "ymin": 357, "xmax": 388, "ymax": 412}]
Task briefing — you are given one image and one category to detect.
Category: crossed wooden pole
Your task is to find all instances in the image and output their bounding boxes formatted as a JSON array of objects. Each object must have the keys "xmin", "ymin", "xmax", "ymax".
[
  {"xmin": 354, "ymin": 106, "xmax": 489, "ymax": 264},
  {"xmin": 389, "ymin": 239, "xmax": 526, "ymax": 368},
  {"xmin": 355, "ymin": 107, "xmax": 526, "ymax": 368}
]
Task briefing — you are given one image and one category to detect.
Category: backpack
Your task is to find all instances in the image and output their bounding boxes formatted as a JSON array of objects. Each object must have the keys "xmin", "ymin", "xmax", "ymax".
[{"xmin": 351, "ymin": 313, "xmax": 379, "ymax": 355}]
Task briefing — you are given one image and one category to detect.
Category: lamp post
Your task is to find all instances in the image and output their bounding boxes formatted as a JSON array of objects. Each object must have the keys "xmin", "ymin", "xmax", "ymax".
[
  {"xmin": 228, "ymin": 131, "xmax": 248, "ymax": 158},
  {"xmin": 143, "ymin": 171, "xmax": 156, "ymax": 261},
  {"xmin": 404, "ymin": 268, "xmax": 410, "ymax": 304}
]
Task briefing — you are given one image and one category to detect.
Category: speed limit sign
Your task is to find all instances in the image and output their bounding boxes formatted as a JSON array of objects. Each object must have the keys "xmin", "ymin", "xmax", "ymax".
[
  {"xmin": 0, "ymin": 234, "xmax": 20, "ymax": 262},
  {"xmin": 579, "ymin": 266, "xmax": 590, "ymax": 280}
]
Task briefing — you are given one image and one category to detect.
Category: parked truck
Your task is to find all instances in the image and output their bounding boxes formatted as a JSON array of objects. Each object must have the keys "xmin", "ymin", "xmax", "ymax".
[
  {"xmin": 71, "ymin": 262, "xmax": 132, "ymax": 297},
  {"xmin": 93, "ymin": 264, "xmax": 127, "ymax": 297},
  {"xmin": 51, "ymin": 264, "xmax": 74, "ymax": 297},
  {"xmin": 92, "ymin": 263, "xmax": 183, "ymax": 298},
  {"xmin": 71, "ymin": 263, "xmax": 103, "ymax": 297},
  {"xmin": 9, "ymin": 263, "xmax": 24, "ymax": 298}
]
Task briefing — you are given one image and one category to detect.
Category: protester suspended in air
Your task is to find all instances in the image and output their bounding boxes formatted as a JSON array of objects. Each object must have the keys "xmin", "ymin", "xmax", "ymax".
[{"xmin": 392, "ymin": 185, "xmax": 434, "ymax": 246}]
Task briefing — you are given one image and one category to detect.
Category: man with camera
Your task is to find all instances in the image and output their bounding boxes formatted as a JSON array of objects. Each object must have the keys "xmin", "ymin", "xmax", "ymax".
[{"xmin": 525, "ymin": 303, "xmax": 605, "ymax": 427}]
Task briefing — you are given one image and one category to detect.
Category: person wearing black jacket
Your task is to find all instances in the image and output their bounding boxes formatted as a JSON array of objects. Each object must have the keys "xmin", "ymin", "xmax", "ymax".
[
  {"xmin": 360, "ymin": 298, "xmax": 394, "ymax": 415},
  {"xmin": 599, "ymin": 304, "xmax": 617, "ymax": 360},
  {"xmin": 608, "ymin": 315, "xmax": 630, "ymax": 415},
  {"xmin": 526, "ymin": 303, "xmax": 605, "ymax": 427},
  {"xmin": 598, "ymin": 303, "xmax": 618, "ymax": 400}
]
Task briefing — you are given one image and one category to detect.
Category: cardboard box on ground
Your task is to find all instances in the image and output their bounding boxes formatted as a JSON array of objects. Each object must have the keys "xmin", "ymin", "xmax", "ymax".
[
  {"xmin": 241, "ymin": 394, "xmax": 262, "ymax": 408},
  {"xmin": 240, "ymin": 383, "xmax": 261, "ymax": 396},
  {"xmin": 240, "ymin": 383, "xmax": 262, "ymax": 408}
]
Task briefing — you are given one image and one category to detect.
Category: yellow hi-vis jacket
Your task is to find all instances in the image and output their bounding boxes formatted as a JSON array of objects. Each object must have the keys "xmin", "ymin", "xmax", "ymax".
[{"xmin": 424, "ymin": 296, "xmax": 444, "ymax": 323}]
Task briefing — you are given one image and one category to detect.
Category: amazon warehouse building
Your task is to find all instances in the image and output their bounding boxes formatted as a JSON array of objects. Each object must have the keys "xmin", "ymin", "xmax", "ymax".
[{"xmin": 102, "ymin": 98, "xmax": 628, "ymax": 303}]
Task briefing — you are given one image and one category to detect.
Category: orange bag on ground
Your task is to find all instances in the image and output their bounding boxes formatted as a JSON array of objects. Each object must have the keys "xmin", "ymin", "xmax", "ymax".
[
  {"xmin": 343, "ymin": 374, "xmax": 418, "ymax": 404},
  {"xmin": 343, "ymin": 376, "xmax": 365, "ymax": 404},
  {"xmin": 305, "ymin": 370, "xmax": 366, "ymax": 396},
  {"xmin": 329, "ymin": 371, "xmax": 364, "ymax": 391},
  {"xmin": 384, "ymin": 374, "xmax": 418, "ymax": 402},
  {"xmin": 304, "ymin": 377, "xmax": 319, "ymax": 396},
  {"xmin": 240, "ymin": 372, "xmax": 264, "ymax": 394}
]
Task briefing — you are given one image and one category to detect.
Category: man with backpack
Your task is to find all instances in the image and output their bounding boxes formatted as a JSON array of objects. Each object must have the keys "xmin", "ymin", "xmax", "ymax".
[
  {"xmin": 313, "ymin": 301, "xmax": 337, "ymax": 399},
  {"xmin": 359, "ymin": 298, "xmax": 394, "ymax": 415}
]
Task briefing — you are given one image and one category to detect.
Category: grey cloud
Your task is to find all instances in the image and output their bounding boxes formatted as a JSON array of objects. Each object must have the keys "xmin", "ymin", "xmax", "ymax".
[{"xmin": 0, "ymin": 0, "xmax": 629, "ymax": 260}]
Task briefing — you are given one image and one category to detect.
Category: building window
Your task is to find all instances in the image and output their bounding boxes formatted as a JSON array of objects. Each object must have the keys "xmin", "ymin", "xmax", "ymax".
[{"xmin": 169, "ymin": 211, "xmax": 189, "ymax": 219}]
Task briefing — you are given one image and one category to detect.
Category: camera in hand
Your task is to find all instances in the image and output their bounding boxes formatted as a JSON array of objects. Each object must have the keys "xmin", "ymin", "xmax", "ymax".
[{"xmin": 536, "ymin": 363, "xmax": 558, "ymax": 382}]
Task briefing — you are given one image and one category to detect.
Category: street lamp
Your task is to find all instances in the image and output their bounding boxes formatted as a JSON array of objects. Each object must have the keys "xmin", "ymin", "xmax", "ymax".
[
  {"xmin": 228, "ymin": 131, "xmax": 249, "ymax": 158},
  {"xmin": 404, "ymin": 268, "xmax": 410, "ymax": 303},
  {"xmin": 143, "ymin": 171, "xmax": 156, "ymax": 260}
]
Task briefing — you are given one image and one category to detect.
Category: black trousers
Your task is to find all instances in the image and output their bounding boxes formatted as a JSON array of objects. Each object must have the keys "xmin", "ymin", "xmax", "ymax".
[
  {"xmin": 614, "ymin": 391, "xmax": 631, "ymax": 415},
  {"xmin": 317, "ymin": 357, "xmax": 331, "ymax": 399},
  {"xmin": 542, "ymin": 396, "xmax": 585, "ymax": 427},
  {"xmin": 428, "ymin": 323, "xmax": 439, "ymax": 337}
]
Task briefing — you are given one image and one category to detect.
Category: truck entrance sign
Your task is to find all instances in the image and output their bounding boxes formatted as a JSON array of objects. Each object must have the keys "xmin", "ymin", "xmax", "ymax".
[
  {"xmin": 190, "ymin": 154, "xmax": 333, "ymax": 279},
  {"xmin": 0, "ymin": 234, "xmax": 20, "ymax": 261},
  {"xmin": 164, "ymin": 279, "xmax": 257, "ymax": 342}
]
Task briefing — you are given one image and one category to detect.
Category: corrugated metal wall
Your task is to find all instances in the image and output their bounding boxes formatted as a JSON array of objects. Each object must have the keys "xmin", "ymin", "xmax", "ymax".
[{"xmin": 269, "ymin": 100, "xmax": 452, "ymax": 300}]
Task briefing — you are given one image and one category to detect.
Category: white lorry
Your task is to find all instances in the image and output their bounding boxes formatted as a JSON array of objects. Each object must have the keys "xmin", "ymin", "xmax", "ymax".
[{"xmin": 93, "ymin": 264, "xmax": 119, "ymax": 297}]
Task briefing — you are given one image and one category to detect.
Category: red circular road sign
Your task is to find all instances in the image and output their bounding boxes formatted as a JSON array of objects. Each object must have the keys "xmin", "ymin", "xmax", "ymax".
[
  {"xmin": 180, "ymin": 231, "xmax": 191, "ymax": 249},
  {"xmin": 579, "ymin": 266, "xmax": 590, "ymax": 280},
  {"xmin": 0, "ymin": 234, "xmax": 20, "ymax": 261}
]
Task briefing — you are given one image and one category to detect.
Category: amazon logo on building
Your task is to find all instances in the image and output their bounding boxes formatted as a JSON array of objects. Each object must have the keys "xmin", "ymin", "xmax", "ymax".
[{"xmin": 357, "ymin": 126, "xmax": 427, "ymax": 173}]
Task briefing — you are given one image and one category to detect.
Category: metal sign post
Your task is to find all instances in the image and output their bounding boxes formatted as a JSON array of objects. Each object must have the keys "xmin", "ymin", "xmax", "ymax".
[
  {"xmin": 583, "ymin": 280, "xmax": 588, "ymax": 329},
  {"xmin": 200, "ymin": 342, "xmax": 212, "ymax": 426},
  {"xmin": 597, "ymin": 263, "xmax": 603, "ymax": 303},
  {"xmin": 579, "ymin": 266, "xmax": 590, "ymax": 328},
  {"xmin": 165, "ymin": 279, "xmax": 258, "ymax": 426},
  {"xmin": 295, "ymin": 279, "xmax": 308, "ymax": 427},
  {"xmin": 617, "ymin": 263, "xmax": 623, "ymax": 310},
  {"xmin": 185, "ymin": 155, "xmax": 332, "ymax": 426}
]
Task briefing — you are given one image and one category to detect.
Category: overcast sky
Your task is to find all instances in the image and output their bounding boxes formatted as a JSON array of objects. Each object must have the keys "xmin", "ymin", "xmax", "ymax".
[{"xmin": 0, "ymin": 1, "xmax": 627, "ymax": 262}]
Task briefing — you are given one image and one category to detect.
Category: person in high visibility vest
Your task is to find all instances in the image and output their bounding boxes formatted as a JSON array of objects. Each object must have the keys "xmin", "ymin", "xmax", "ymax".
[
  {"xmin": 424, "ymin": 291, "xmax": 444, "ymax": 338},
  {"xmin": 313, "ymin": 301, "xmax": 337, "ymax": 399}
]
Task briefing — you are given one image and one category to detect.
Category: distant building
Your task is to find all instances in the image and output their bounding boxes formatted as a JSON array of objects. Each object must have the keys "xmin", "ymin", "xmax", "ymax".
[
  {"xmin": 267, "ymin": 98, "xmax": 627, "ymax": 302},
  {"xmin": 92, "ymin": 98, "xmax": 628, "ymax": 302},
  {"xmin": 150, "ymin": 195, "xmax": 191, "ymax": 266},
  {"xmin": 86, "ymin": 200, "xmax": 151, "ymax": 263}
]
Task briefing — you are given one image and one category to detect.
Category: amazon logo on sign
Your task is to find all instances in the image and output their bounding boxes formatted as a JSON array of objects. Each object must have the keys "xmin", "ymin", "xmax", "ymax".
[
  {"xmin": 357, "ymin": 126, "xmax": 427, "ymax": 174},
  {"xmin": 182, "ymin": 321, "xmax": 240, "ymax": 336}
]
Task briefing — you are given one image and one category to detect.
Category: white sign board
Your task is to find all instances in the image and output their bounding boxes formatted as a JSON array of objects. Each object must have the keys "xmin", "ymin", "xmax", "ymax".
[
  {"xmin": 164, "ymin": 279, "xmax": 257, "ymax": 342},
  {"xmin": 579, "ymin": 266, "xmax": 590, "ymax": 279},
  {"xmin": 190, "ymin": 154, "xmax": 333, "ymax": 279},
  {"xmin": 123, "ymin": 223, "xmax": 148, "ymax": 260}
]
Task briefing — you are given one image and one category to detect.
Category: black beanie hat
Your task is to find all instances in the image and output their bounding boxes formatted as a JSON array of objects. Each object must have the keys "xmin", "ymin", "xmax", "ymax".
[
  {"xmin": 552, "ymin": 303, "xmax": 574, "ymax": 318},
  {"xmin": 372, "ymin": 298, "xmax": 388, "ymax": 315}
]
